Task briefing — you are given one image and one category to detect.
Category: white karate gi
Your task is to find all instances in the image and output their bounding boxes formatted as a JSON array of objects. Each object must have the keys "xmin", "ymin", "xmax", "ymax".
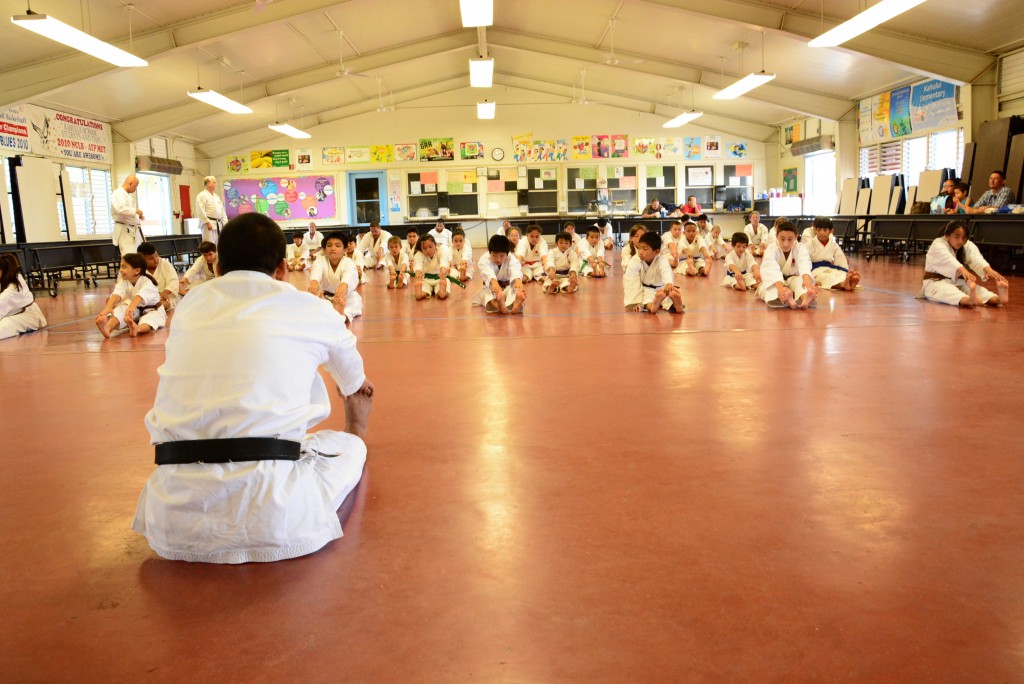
[
  {"xmin": 132, "ymin": 270, "xmax": 367, "ymax": 564},
  {"xmin": 474, "ymin": 252, "xmax": 523, "ymax": 311},
  {"xmin": 109, "ymin": 276, "xmax": 167, "ymax": 330},
  {"xmin": 0, "ymin": 275, "xmax": 46, "ymax": 340},
  {"xmin": 515, "ymin": 239, "xmax": 549, "ymax": 282},
  {"xmin": 707, "ymin": 232, "xmax": 727, "ymax": 259},
  {"xmin": 723, "ymin": 250, "xmax": 757, "ymax": 289},
  {"xmin": 758, "ymin": 242, "xmax": 813, "ymax": 305},
  {"xmin": 675, "ymin": 234, "xmax": 708, "ymax": 274},
  {"xmin": 744, "ymin": 223, "xmax": 767, "ymax": 248},
  {"xmin": 801, "ymin": 227, "xmax": 815, "ymax": 243},
  {"xmin": 545, "ymin": 247, "xmax": 581, "ymax": 291},
  {"xmin": 310, "ymin": 256, "xmax": 363, "ymax": 321},
  {"xmin": 621, "ymin": 245, "xmax": 640, "ymax": 273},
  {"xmin": 804, "ymin": 235, "xmax": 851, "ymax": 290},
  {"xmin": 195, "ymin": 189, "xmax": 226, "ymax": 245},
  {"xmin": 301, "ymin": 230, "xmax": 326, "ymax": 254},
  {"xmin": 401, "ymin": 240, "xmax": 418, "ymax": 268},
  {"xmin": 356, "ymin": 229, "xmax": 393, "ymax": 269},
  {"xmin": 429, "ymin": 227, "xmax": 452, "ymax": 251},
  {"xmin": 286, "ymin": 243, "xmax": 310, "ymax": 269},
  {"xmin": 383, "ymin": 251, "xmax": 410, "ymax": 286},
  {"xmin": 413, "ymin": 246, "xmax": 451, "ymax": 296},
  {"xmin": 623, "ymin": 253, "xmax": 675, "ymax": 311},
  {"xmin": 579, "ymin": 240, "xmax": 606, "ymax": 276},
  {"xmin": 450, "ymin": 242, "xmax": 474, "ymax": 280},
  {"xmin": 920, "ymin": 237, "xmax": 998, "ymax": 306},
  {"xmin": 110, "ymin": 187, "xmax": 143, "ymax": 256},
  {"xmin": 595, "ymin": 222, "xmax": 614, "ymax": 248},
  {"xmin": 183, "ymin": 257, "xmax": 217, "ymax": 289},
  {"xmin": 347, "ymin": 248, "xmax": 368, "ymax": 284},
  {"xmin": 148, "ymin": 257, "xmax": 180, "ymax": 310}
]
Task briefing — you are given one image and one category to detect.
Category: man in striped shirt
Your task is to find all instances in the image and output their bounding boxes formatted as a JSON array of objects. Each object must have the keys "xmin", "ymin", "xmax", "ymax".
[{"xmin": 968, "ymin": 170, "xmax": 1016, "ymax": 213}]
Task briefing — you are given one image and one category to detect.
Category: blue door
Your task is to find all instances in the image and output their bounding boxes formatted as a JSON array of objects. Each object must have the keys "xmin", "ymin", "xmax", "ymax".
[{"xmin": 347, "ymin": 171, "xmax": 387, "ymax": 226}]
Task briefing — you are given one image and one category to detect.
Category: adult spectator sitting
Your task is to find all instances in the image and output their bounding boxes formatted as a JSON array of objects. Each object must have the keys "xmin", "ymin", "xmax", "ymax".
[
  {"xmin": 131, "ymin": 212, "xmax": 374, "ymax": 564},
  {"xmin": 680, "ymin": 195, "xmax": 703, "ymax": 216},
  {"xmin": 642, "ymin": 197, "xmax": 666, "ymax": 217},
  {"xmin": 968, "ymin": 171, "xmax": 1016, "ymax": 213},
  {"xmin": 939, "ymin": 177, "xmax": 957, "ymax": 213}
]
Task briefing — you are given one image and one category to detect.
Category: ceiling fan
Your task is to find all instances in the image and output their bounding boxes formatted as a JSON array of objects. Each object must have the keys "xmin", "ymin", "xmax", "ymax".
[
  {"xmin": 375, "ymin": 76, "xmax": 395, "ymax": 112},
  {"xmin": 572, "ymin": 68, "xmax": 596, "ymax": 105},
  {"xmin": 336, "ymin": 29, "xmax": 371, "ymax": 79}
]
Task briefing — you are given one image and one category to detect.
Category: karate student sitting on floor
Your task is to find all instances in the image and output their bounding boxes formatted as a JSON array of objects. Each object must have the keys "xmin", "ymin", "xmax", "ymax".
[
  {"xmin": 516, "ymin": 224, "xmax": 549, "ymax": 283},
  {"xmin": 563, "ymin": 221, "xmax": 584, "ymax": 254},
  {"xmin": 430, "ymin": 219, "xmax": 453, "ymax": 251},
  {"xmin": 544, "ymin": 231, "xmax": 581, "ymax": 294},
  {"xmin": 473, "ymin": 234, "xmax": 526, "ymax": 315},
  {"xmin": 707, "ymin": 222, "xmax": 728, "ymax": 260},
  {"xmin": 95, "ymin": 253, "xmax": 166, "ymax": 338},
  {"xmin": 402, "ymin": 227, "xmax": 419, "ymax": 266},
  {"xmin": 450, "ymin": 227, "xmax": 474, "ymax": 282},
  {"xmin": 757, "ymin": 221, "xmax": 817, "ymax": 309},
  {"xmin": 920, "ymin": 219, "xmax": 1008, "ymax": 307},
  {"xmin": 356, "ymin": 221, "xmax": 392, "ymax": 270},
  {"xmin": 804, "ymin": 216, "xmax": 861, "ymax": 292},
  {"xmin": 723, "ymin": 232, "xmax": 761, "ymax": 292},
  {"xmin": 506, "ymin": 226, "xmax": 522, "ymax": 253},
  {"xmin": 676, "ymin": 220, "xmax": 712, "ymax": 277},
  {"xmin": 308, "ymin": 231, "xmax": 362, "ymax": 323},
  {"xmin": 383, "ymin": 236, "xmax": 410, "ymax": 289},
  {"xmin": 744, "ymin": 212, "xmax": 768, "ymax": 257},
  {"xmin": 596, "ymin": 217, "xmax": 614, "ymax": 250},
  {"xmin": 138, "ymin": 242, "xmax": 180, "ymax": 312},
  {"xmin": 412, "ymin": 233, "xmax": 451, "ymax": 300},
  {"xmin": 344, "ymin": 234, "xmax": 368, "ymax": 284},
  {"xmin": 580, "ymin": 226, "xmax": 608, "ymax": 277},
  {"xmin": 286, "ymin": 232, "xmax": 309, "ymax": 271},
  {"xmin": 661, "ymin": 221, "xmax": 684, "ymax": 270},
  {"xmin": 622, "ymin": 224, "xmax": 647, "ymax": 273},
  {"xmin": 0, "ymin": 253, "xmax": 47, "ymax": 340},
  {"xmin": 180, "ymin": 241, "xmax": 219, "ymax": 295},
  {"xmin": 623, "ymin": 231, "xmax": 683, "ymax": 314}
]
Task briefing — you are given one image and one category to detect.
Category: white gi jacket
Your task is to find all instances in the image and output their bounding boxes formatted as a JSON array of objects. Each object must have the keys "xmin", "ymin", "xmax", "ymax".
[
  {"xmin": 0, "ymin": 274, "xmax": 46, "ymax": 340},
  {"xmin": 623, "ymin": 253, "xmax": 673, "ymax": 305},
  {"xmin": 301, "ymin": 230, "xmax": 326, "ymax": 252},
  {"xmin": 132, "ymin": 270, "xmax": 367, "ymax": 563},
  {"xmin": 110, "ymin": 187, "xmax": 141, "ymax": 249},
  {"xmin": 450, "ymin": 242, "xmax": 473, "ymax": 268},
  {"xmin": 923, "ymin": 237, "xmax": 989, "ymax": 281},
  {"xmin": 286, "ymin": 243, "xmax": 309, "ymax": 262},
  {"xmin": 677, "ymin": 233, "xmax": 707, "ymax": 259},
  {"xmin": 148, "ymin": 257, "xmax": 179, "ymax": 296},
  {"xmin": 183, "ymin": 257, "xmax": 217, "ymax": 285},
  {"xmin": 725, "ymin": 250, "xmax": 756, "ymax": 276},
  {"xmin": 548, "ymin": 246, "xmax": 580, "ymax": 274},
  {"xmin": 428, "ymin": 227, "xmax": 452, "ymax": 250},
  {"xmin": 195, "ymin": 189, "xmax": 225, "ymax": 227},
  {"xmin": 760, "ymin": 242, "xmax": 812, "ymax": 287},
  {"xmin": 804, "ymin": 236, "xmax": 849, "ymax": 270},
  {"xmin": 383, "ymin": 251, "xmax": 409, "ymax": 274},
  {"xmin": 579, "ymin": 240, "xmax": 606, "ymax": 263},
  {"xmin": 744, "ymin": 223, "xmax": 767, "ymax": 246},
  {"xmin": 356, "ymin": 230, "xmax": 393, "ymax": 260},
  {"xmin": 473, "ymin": 253, "xmax": 522, "ymax": 307},
  {"xmin": 413, "ymin": 246, "xmax": 450, "ymax": 276},
  {"xmin": 310, "ymin": 256, "xmax": 359, "ymax": 296},
  {"xmin": 515, "ymin": 239, "xmax": 549, "ymax": 268}
]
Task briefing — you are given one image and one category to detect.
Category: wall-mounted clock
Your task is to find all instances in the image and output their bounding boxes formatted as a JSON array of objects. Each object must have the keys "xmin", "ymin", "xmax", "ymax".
[{"xmin": 491, "ymin": 147, "xmax": 505, "ymax": 161}]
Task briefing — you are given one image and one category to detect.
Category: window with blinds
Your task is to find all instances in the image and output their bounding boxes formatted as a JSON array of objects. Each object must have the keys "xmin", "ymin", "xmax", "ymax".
[
  {"xmin": 67, "ymin": 166, "xmax": 113, "ymax": 236},
  {"xmin": 858, "ymin": 128, "xmax": 964, "ymax": 184},
  {"xmin": 859, "ymin": 147, "xmax": 879, "ymax": 179}
]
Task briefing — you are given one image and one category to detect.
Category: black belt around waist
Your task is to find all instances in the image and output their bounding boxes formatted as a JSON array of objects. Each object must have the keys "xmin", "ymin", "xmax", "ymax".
[
  {"xmin": 155, "ymin": 437, "xmax": 302, "ymax": 465},
  {"xmin": 497, "ymin": 280, "xmax": 510, "ymax": 288}
]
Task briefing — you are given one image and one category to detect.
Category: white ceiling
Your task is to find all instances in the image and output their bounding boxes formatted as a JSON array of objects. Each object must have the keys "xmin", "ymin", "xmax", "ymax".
[{"xmin": 0, "ymin": 0, "xmax": 1019, "ymax": 156}]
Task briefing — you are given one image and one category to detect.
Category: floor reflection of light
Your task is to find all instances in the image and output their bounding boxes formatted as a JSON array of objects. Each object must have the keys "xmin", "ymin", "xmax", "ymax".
[{"xmin": 475, "ymin": 345, "xmax": 517, "ymax": 565}]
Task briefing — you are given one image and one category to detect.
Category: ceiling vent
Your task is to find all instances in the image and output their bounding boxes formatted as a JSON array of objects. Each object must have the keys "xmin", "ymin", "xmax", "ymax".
[
  {"xmin": 136, "ymin": 155, "xmax": 184, "ymax": 175},
  {"xmin": 790, "ymin": 135, "xmax": 834, "ymax": 156}
]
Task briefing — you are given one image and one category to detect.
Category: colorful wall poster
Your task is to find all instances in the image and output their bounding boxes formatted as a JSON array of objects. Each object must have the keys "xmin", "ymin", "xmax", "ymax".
[
  {"xmin": 26, "ymin": 104, "xmax": 112, "ymax": 163},
  {"xmin": 909, "ymin": 80, "xmax": 957, "ymax": 133},
  {"xmin": 388, "ymin": 172, "xmax": 401, "ymax": 213},
  {"xmin": 370, "ymin": 145, "xmax": 395, "ymax": 163},
  {"xmin": 294, "ymin": 148, "xmax": 313, "ymax": 171},
  {"xmin": 419, "ymin": 137, "xmax": 454, "ymax": 162},
  {"xmin": 322, "ymin": 147, "xmax": 345, "ymax": 165},
  {"xmin": 633, "ymin": 137, "xmax": 656, "ymax": 158},
  {"xmin": 610, "ymin": 134, "xmax": 629, "ymax": 158},
  {"xmin": 858, "ymin": 99, "xmax": 874, "ymax": 145},
  {"xmin": 727, "ymin": 141, "xmax": 749, "ymax": 159},
  {"xmin": 683, "ymin": 136, "xmax": 701, "ymax": 160},
  {"xmin": 346, "ymin": 146, "xmax": 370, "ymax": 163},
  {"xmin": 460, "ymin": 141, "xmax": 485, "ymax": 160},
  {"xmin": 226, "ymin": 154, "xmax": 249, "ymax": 174},
  {"xmin": 571, "ymin": 135, "xmax": 591, "ymax": 160},
  {"xmin": 591, "ymin": 135, "xmax": 610, "ymax": 159},
  {"xmin": 250, "ymin": 149, "xmax": 289, "ymax": 168},
  {"xmin": 555, "ymin": 139, "xmax": 568, "ymax": 162},
  {"xmin": 872, "ymin": 93, "xmax": 892, "ymax": 143},
  {"xmin": 0, "ymin": 105, "xmax": 30, "ymax": 154},
  {"xmin": 512, "ymin": 133, "xmax": 532, "ymax": 162},
  {"xmin": 704, "ymin": 136, "xmax": 722, "ymax": 158},
  {"xmin": 783, "ymin": 167, "xmax": 798, "ymax": 193},
  {"xmin": 660, "ymin": 138, "xmax": 682, "ymax": 156},
  {"xmin": 394, "ymin": 143, "xmax": 417, "ymax": 162},
  {"xmin": 223, "ymin": 175, "xmax": 336, "ymax": 221},
  {"xmin": 889, "ymin": 86, "xmax": 913, "ymax": 138}
]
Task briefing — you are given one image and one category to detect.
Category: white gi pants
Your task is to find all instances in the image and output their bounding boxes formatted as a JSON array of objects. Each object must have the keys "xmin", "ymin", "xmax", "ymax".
[
  {"xmin": 920, "ymin": 278, "xmax": 997, "ymax": 306},
  {"xmin": 812, "ymin": 266, "xmax": 848, "ymax": 290},
  {"xmin": 0, "ymin": 302, "xmax": 47, "ymax": 339},
  {"xmin": 759, "ymin": 276, "xmax": 807, "ymax": 305},
  {"xmin": 111, "ymin": 302, "xmax": 167, "ymax": 330},
  {"xmin": 521, "ymin": 263, "xmax": 545, "ymax": 282},
  {"xmin": 115, "ymin": 223, "xmax": 142, "ymax": 257},
  {"xmin": 723, "ymin": 272, "xmax": 757, "ymax": 289},
  {"xmin": 472, "ymin": 284, "xmax": 519, "ymax": 311}
]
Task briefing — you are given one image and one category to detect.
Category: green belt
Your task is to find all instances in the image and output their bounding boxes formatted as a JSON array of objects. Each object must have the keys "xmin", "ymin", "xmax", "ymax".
[{"xmin": 421, "ymin": 272, "xmax": 466, "ymax": 289}]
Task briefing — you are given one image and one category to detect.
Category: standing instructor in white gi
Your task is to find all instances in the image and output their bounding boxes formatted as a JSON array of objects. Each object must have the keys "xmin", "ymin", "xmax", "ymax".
[
  {"xmin": 195, "ymin": 175, "xmax": 226, "ymax": 245},
  {"xmin": 132, "ymin": 212, "xmax": 375, "ymax": 564},
  {"xmin": 110, "ymin": 174, "xmax": 144, "ymax": 256}
]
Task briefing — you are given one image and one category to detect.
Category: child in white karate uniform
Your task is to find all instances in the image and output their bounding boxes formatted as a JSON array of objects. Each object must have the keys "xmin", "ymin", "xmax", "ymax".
[
  {"xmin": 563, "ymin": 221, "xmax": 584, "ymax": 254},
  {"xmin": 450, "ymin": 227, "xmax": 474, "ymax": 282},
  {"xmin": 412, "ymin": 233, "xmax": 451, "ymax": 300},
  {"xmin": 506, "ymin": 226, "xmax": 522, "ymax": 254},
  {"xmin": 723, "ymin": 232, "xmax": 760, "ymax": 291},
  {"xmin": 516, "ymin": 224, "xmax": 549, "ymax": 283},
  {"xmin": 95, "ymin": 253, "xmax": 166, "ymax": 338},
  {"xmin": 623, "ymin": 232, "xmax": 683, "ymax": 313},
  {"xmin": 744, "ymin": 212, "xmax": 768, "ymax": 257},
  {"xmin": 0, "ymin": 253, "xmax": 46, "ymax": 340},
  {"xmin": 702, "ymin": 216, "xmax": 726, "ymax": 260},
  {"xmin": 580, "ymin": 227, "xmax": 608, "ymax": 277},
  {"xmin": 473, "ymin": 234, "xmax": 526, "ymax": 315},
  {"xmin": 804, "ymin": 216, "xmax": 861, "ymax": 292},
  {"xmin": 429, "ymin": 220, "xmax": 452, "ymax": 251},
  {"xmin": 675, "ymin": 221, "xmax": 712, "ymax": 277},
  {"xmin": 286, "ymin": 232, "xmax": 310, "ymax": 271},
  {"xmin": 180, "ymin": 241, "xmax": 218, "ymax": 295},
  {"xmin": 344, "ymin": 235, "xmax": 368, "ymax": 284},
  {"xmin": 402, "ymin": 228, "xmax": 420, "ymax": 267},
  {"xmin": 308, "ymin": 232, "xmax": 363, "ymax": 323},
  {"xmin": 920, "ymin": 220, "xmax": 1008, "ymax": 307},
  {"xmin": 138, "ymin": 242, "xmax": 180, "ymax": 312},
  {"xmin": 595, "ymin": 217, "xmax": 614, "ymax": 250},
  {"xmin": 757, "ymin": 221, "xmax": 817, "ymax": 309},
  {"xmin": 544, "ymin": 232, "xmax": 581, "ymax": 294},
  {"xmin": 383, "ymin": 236, "xmax": 410, "ymax": 289},
  {"xmin": 661, "ymin": 221, "xmax": 684, "ymax": 271},
  {"xmin": 622, "ymin": 225, "xmax": 647, "ymax": 273}
]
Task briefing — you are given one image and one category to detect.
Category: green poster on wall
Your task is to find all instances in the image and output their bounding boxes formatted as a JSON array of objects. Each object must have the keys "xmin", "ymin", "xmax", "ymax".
[
  {"xmin": 783, "ymin": 167, "xmax": 798, "ymax": 193},
  {"xmin": 271, "ymin": 149, "xmax": 290, "ymax": 167}
]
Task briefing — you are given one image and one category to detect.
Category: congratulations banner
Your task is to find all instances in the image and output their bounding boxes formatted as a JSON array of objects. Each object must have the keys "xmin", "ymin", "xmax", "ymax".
[{"xmin": 26, "ymin": 104, "xmax": 111, "ymax": 163}]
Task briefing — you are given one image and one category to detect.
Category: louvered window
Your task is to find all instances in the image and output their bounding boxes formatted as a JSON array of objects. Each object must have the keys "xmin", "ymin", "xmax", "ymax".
[{"xmin": 66, "ymin": 166, "xmax": 112, "ymax": 236}]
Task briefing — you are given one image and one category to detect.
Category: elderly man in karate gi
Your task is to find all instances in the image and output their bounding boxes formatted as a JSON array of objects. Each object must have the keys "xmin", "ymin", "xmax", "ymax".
[
  {"xmin": 195, "ymin": 175, "xmax": 226, "ymax": 245},
  {"xmin": 132, "ymin": 212, "xmax": 374, "ymax": 564},
  {"xmin": 355, "ymin": 221, "xmax": 392, "ymax": 269},
  {"xmin": 110, "ymin": 175, "xmax": 144, "ymax": 257}
]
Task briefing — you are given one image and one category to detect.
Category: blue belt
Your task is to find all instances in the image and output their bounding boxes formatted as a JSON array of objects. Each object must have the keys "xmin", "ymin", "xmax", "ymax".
[{"xmin": 811, "ymin": 260, "xmax": 848, "ymax": 272}]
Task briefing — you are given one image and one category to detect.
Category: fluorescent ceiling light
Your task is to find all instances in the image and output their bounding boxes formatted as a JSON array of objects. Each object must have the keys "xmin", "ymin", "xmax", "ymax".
[
  {"xmin": 11, "ymin": 11, "xmax": 147, "ymax": 67},
  {"xmin": 662, "ymin": 111, "xmax": 703, "ymax": 128},
  {"xmin": 809, "ymin": 0, "xmax": 927, "ymax": 47},
  {"xmin": 268, "ymin": 123, "xmax": 311, "ymax": 139},
  {"xmin": 713, "ymin": 72, "xmax": 775, "ymax": 100},
  {"xmin": 470, "ymin": 58, "xmax": 493, "ymax": 87},
  {"xmin": 460, "ymin": 0, "xmax": 493, "ymax": 27},
  {"xmin": 188, "ymin": 88, "xmax": 252, "ymax": 115},
  {"xmin": 477, "ymin": 101, "xmax": 495, "ymax": 119}
]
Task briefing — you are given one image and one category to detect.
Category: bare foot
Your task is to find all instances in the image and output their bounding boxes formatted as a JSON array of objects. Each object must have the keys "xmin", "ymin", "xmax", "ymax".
[
  {"xmin": 344, "ymin": 388, "xmax": 373, "ymax": 439},
  {"xmin": 126, "ymin": 316, "xmax": 138, "ymax": 337},
  {"xmin": 96, "ymin": 317, "xmax": 111, "ymax": 339},
  {"xmin": 968, "ymin": 282, "xmax": 982, "ymax": 307},
  {"xmin": 848, "ymin": 272, "xmax": 861, "ymax": 290},
  {"xmin": 997, "ymin": 280, "xmax": 1009, "ymax": 304}
]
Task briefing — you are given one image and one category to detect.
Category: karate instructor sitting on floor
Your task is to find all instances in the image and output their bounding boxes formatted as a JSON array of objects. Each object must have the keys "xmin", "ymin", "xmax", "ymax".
[{"xmin": 132, "ymin": 212, "xmax": 374, "ymax": 564}]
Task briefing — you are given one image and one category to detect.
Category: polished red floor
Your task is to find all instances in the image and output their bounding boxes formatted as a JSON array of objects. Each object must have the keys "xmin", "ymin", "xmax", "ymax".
[{"xmin": 2, "ymin": 250, "xmax": 1023, "ymax": 682}]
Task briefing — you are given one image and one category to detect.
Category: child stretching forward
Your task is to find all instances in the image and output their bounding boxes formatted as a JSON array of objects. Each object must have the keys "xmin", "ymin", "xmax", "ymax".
[
  {"xmin": 723, "ymin": 233, "xmax": 760, "ymax": 291},
  {"xmin": 180, "ymin": 241, "xmax": 218, "ymax": 295},
  {"xmin": 286, "ymin": 232, "xmax": 309, "ymax": 271},
  {"xmin": 757, "ymin": 221, "xmax": 816, "ymax": 309},
  {"xmin": 473, "ymin": 235, "xmax": 526, "ymax": 315},
  {"xmin": 412, "ymin": 234, "xmax": 451, "ymax": 300},
  {"xmin": 804, "ymin": 216, "xmax": 861, "ymax": 291},
  {"xmin": 516, "ymin": 225, "xmax": 549, "ymax": 283},
  {"xmin": 920, "ymin": 220, "xmax": 1008, "ymax": 307},
  {"xmin": 675, "ymin": 221, "xmax": 712, "ymax": 277},
  {"xmin": 623, "ymin": 232, "xmax": 683, "ymax": 313},
  {"xmin": 544, "ymin": 231, "xmax": 581, "ymax": 294},
  {"xmin": 450, "ymin": 227, "xmax": 474, "ymax": 282},
  {"xmin": 580, "ymin": 226, "xmax": 608, "ymax": 277},
  {"xmin": 383, "ymin": 236, "xmax": 409, "ymax": 289},
  {"xmin": 95, "ymin": 253, "xmax": 165, "ymax": 338},
  {"xmin": 308, "ymin": 232, "xmax": 362, "ymax": 323}
]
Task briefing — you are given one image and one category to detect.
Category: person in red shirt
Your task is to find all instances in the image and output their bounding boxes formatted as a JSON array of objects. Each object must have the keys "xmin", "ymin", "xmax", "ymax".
[{"xmin": 681, "ymin": 195, "xmax": 703, "ymax": 216}]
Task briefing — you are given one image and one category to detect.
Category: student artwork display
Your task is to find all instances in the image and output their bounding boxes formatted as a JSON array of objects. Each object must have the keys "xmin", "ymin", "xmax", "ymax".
[
  {"xmin": 460, "ymin": 141, "xmax": 485, "ymax": 160},
  {"xmin": 322, "ymin": 147, "xmax": 345, "ymax": 165},
  {"xmin": 610, "ymin": 134, "xmax": 629, "ymax": 158},
  {"xmin": 571, "ymin": 135, "xmax": 591, "ymax": 160},
  {"xmin": 632, "ymin": 137, "xmax": 656, "ymax": 158},
  {"xmin": 888, "ymin": 86, "xmax": 912, "ymax": 138},
  {"xmin": 591, "ymin": 135, "xmax": 610, "ymax": 159},
  {"xmin": 394, "ymin": 143, "xmax": 417, "ymax": 162},
  {"xmin": 704, "ymin": 137, "xmax": 722, "ymax": 159},
  {"xmin": 223, "ymin": 175, "xmax": 336, "ymax": 221},
  {"xmin": 346, "ymin": 147, "xmax": 370, "ymax": 163},
  {"xmin": 0, "ymin": 105, "xmax": 30, "ymax": 154},
  {"xmin": 727, "ymin": 142, "xmax": 749, "ymax": 159},
  {"xmin": 371, "ymin": 145, "xmax": 394, "ymax": 163},
  {"xmin": 660, "ymin": 138, "xmax": 682, "ymax": 156},
  {"xmin": 226, "ymin": 155, "xmax": 249, "ymax": 173},
  {"xmin": 860, "ymin": 79, "xmax": 957, "ymax": 145},
  {"xmin": 294, "ymin": 148, "xmax": 313, "ymax": 171},
  {"xmin": 251, "ymin": 149, "xmax": 290, "ymax": 168},
  {"xmin": 419, "ymin": 137, "xmax": 454, "ymax": 162},
  {"xmin": 783, "ymin": 167, "xmax": 798, "ymax": 193},
  {"xmin": 26, "ymin": 104, "xmax": 112, "ymax": 163},
  {"xmin": 388, "ymin": 172, "xmax": 401, "ymax": 212},
  {"xmin": 683, "ymin": 137, "xmax": 701, "ymax": 160}
]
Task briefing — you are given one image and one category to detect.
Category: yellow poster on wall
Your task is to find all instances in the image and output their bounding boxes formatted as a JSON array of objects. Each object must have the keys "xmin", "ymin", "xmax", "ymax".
[{"xmin": 571, "ymin": 135, "xmax": 590, "ymax": 160}]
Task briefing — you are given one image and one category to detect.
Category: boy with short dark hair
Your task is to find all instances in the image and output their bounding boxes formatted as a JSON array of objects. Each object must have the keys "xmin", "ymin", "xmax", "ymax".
[
  {"xmin": 473, "ymin": 234, "xmax": 526, "ymax": 315},
  {"xmin": 544, "ymin": 231, "xmax": 580, "ymax": 294},
  {"xmin": 138, "ymin": 241, "xmax": 180, "ymax": 311},
  {"xmin": 309, "ymin": 231, "xmax": 362, "ymax": 323},
  {"xmin": 286, "ymin": 232, "xmax": 309, "ymax": 271},
  {"xmin": 180, "ymin": 241, "xmax": 218, "ymax": 294},
  {"xmin": 623, "ymin": 232, "xmax": 683, "ymax": 313},
  {"xmin": 516, "ymin": 224, "xmax": 549, "ymax": 283},
  {"xmin": 580, "ymin": 227, "xmax": 607, "ymax": 277},
  {"xmin": 723, "ymin": 232, "xmax": 760, "ymax": 291},
  {"xmin": 383, "ymin": 236, "xmax": 409, "ymax": 289},
  {"xmin": 758, "ymin": 221, "xmax": 816, "ymax": 309},
  {"xmin": 804, "ymin": 216, "xmax": 861, "ymax": 291}
]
